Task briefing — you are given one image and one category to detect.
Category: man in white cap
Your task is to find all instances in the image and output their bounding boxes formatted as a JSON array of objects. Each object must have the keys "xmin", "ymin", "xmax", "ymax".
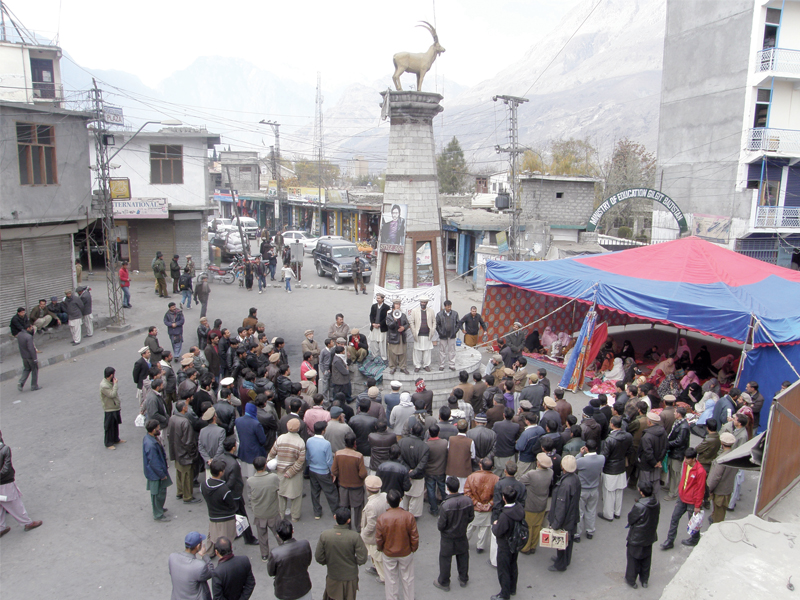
[
  {"xmin": 384, "ymin": 381, "xmax": 403, "ymax": 419},
  {"xmin": 518, "ymin": 453, "xmax": 553, "ymax": 554},
  {"xmin": 707, "ymin": 432, "xmax": 737, "ymax": 524},
  {"xmin": 548, "ymin": 454, "xmax": 581, "ymax": 572},
  {"xmin": 408, "ymin": 298, "xmax": 435, "ymax": 373},
  {"xmin": 133, "ymin": 346, "xmax": 152, "ymax": 405},
  {"xmin": 301, "ymin": 329, "xmax": 320, "ymax": 369},
  {"xmin": 268, "ymin": 418, "xmax": 307, "ymax": 522},
  {"xmin": 361, "ymin": 475, "xmax": 389, "ymax": 583},
  {"xmin": 369, "ymin": 293, "xmax": 390, "ymax": 362},
  {"xmin": 198, "ymin": 407, "xmax": 225, "ymax": 467}
]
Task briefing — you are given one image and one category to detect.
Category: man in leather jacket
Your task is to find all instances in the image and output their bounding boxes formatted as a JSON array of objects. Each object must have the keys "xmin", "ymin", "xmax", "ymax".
[
  {"xmin": 435, "ymin": 476, "xmax": 475, "ymax": 591},
  {"xmin": 625, "ymin": 481, "xmax": 660, "ymax": 589},
  {"xmin": 548, "ymin": 455, "xmax": 581, "ymax": 573},
  {"xmin": 266, "ymin": 520, "xmax": 313, "ymax": 600},
  {"xmin": 376, "ymin": 445, "xmax": 412, "ymax": 497},
  {"xmin": 664, "ymin": 407, "xmax": 691, "ymax": 501},
  {"xmin": 599, "ymin": 416, "xmax": 633, "ymax": 521}
]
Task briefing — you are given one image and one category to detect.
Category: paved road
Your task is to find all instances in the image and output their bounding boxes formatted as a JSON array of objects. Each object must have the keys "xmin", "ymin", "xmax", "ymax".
[{"xmin": 0, "ymin": 267, "xmax": 758, "ymax": 599}]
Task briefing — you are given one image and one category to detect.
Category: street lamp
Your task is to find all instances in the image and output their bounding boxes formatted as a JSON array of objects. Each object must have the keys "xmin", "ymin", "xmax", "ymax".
[{"xmin": 93, "ymin": 118, "xmax": 182, "ymax": 329}]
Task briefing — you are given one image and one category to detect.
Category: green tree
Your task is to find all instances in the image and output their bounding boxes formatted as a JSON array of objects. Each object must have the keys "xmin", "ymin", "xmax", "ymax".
[
  {"xmin": 293, "ymin": 159, "xmax": 340, "ymax": 187},
  {"xmin": 437, "ymin": 137, "xmax": 469, "ymax": 194},
  {"xmin": 597, "ymin": 139, "xmax": 656, "ymax": 235},
  {"xmin": 549, "ymin": 138, "xmax": 599, "ymax": 176}
]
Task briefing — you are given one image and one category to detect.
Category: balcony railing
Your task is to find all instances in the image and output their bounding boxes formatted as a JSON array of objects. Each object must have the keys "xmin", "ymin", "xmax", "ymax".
[
  {"xmin": 756, "ymin": 47, "xmax": 800, "ymax": 75},
  {"xmin": 755, "ymin": 205, "xmax": 800, "ymax": 228},
  {"xmin": 747, "ymin": 128, "xmax": 800, "ymax": 154},
  {"xmin": 32, "ymin": 82, "xmax": 63, "ymax": 102}
]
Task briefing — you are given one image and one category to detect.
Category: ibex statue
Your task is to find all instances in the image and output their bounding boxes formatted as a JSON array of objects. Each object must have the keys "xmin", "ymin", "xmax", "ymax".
[{"xmin": 392, "ymin": 21, "xmax": 445, "ymax": 91}]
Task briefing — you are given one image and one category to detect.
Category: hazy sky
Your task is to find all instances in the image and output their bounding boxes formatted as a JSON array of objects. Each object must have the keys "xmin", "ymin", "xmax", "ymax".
[{"xmin": 11, "ymin": 0, "xmax": 580, "ymax": 89}]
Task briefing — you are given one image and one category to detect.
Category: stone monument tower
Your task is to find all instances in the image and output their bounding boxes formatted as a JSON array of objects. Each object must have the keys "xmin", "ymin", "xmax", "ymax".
[{"xmin": 375, "ymin": 90, "xmax": 447, "ymax": 302}]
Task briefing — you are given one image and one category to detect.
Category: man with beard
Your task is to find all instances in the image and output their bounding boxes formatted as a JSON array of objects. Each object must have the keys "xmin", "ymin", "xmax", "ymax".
[
  {"xmin": 408, "ymin": 298, "xmax": 435, "ymax": 373},
  {"xmin": 385, "ymin": 300, "xmax": 410, "ymax": 375},
  {"xmin": 637, "ymin": 413, "xmax": 667, "ymax": 495},
  {"xmin": 369, "ymin": 293, "xmax": 390, "ymax": 362}
]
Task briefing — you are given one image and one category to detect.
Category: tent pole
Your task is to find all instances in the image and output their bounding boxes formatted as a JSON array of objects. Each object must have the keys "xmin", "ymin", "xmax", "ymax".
[
  {"xmin": 734, "ymin": 314, "xmax": 756, "ymax": 389},
  {"xmin": 752, "ymin": 315, "xmax": 800, "ymax": 380}
]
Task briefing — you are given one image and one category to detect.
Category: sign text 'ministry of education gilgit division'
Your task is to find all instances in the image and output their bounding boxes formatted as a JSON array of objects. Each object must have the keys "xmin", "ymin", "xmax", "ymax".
[{"xmin": 586, "ymin": 188, "xmax": 688, "ymax": 233}]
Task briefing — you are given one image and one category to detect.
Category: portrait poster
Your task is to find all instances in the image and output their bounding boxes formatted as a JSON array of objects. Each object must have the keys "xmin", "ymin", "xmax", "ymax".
[{"xmin": 379, "ymin": 203, "xmax": 407, "ymax": 254}]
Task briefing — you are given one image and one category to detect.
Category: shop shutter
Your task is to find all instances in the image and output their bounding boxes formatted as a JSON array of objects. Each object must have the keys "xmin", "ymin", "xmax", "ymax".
[
  {"xmin": 174, "ymin": 219, "xmax": 201, "ymax": 265},
  {"xmin": 23, "ymin": 235, "xmax": 74, "ymax": 310},
  {"xmin": 136, "ymin": 220, "xmax": 176, "ymax": 269},
  {"xmin": 0, "ymin": 240, "xmax": 26, "ymax": 325}
]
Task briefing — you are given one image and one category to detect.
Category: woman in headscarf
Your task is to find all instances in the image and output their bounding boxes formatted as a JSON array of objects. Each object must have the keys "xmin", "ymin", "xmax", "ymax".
[
  {"xmin": 676, "ymin": 337, "xmax": 692, "ymax": 361},
  {"xmin": 702, "ymin": 377, "xmax": 721, "ymax": 396},
  {"xmin": 649, "ymin": 357, "xmax": 675, "ymax": 386},
  {"xmin": 736, "ymin": 393, "xmax": 755, "ymax": 439},
  {"xmin": 599, "ymin": 351, "xmax": 615, "ymax": 374},
  {"xmin": 603, "ymin": 357, "xmax": 626, "ymax": 381},
  {"xmin": 691, "ymin": 345, "xmax": 713, "ymax": 379},
  {"xmin": 680, "ymin": 370, "xmax": 701, "ymax": 390},
  {"xmin": 678, "ymin": 382, "xmax": 703, "ymax": 408},
  {"xmin": 558, "ymin": 331, "xmax": 572, "ymax": 350},
  {"xmin": 658, "ymin": 372, "xmax": 682, "ymax": 400},
  {"xmin": 524, "ymin": 328, "xmax": 541, "ymax": 353},
  {"xmin": 643, "ymin": 345, "xmax": 661, "ymax": 363},
  {"xmin": 619, "ymin": 340, "xmax": 636, "ymax": 361},
  {"xmin": 674, "ymin": 351, "xmax": 692, "ymax": 372},
  {"xmin": 621, "ymin": 357, "xmax": 638, "ymax": 386},
  {"xmin": 541, "ymin": 326, "xmax": 558, "ymax": 349},
  {"xmin": 696, "ymin": 391, "xmax": 719, "ymax": 424},
  {"xmin": 710, "ymin": 354, "xmax": 734, "ymax": 375}
]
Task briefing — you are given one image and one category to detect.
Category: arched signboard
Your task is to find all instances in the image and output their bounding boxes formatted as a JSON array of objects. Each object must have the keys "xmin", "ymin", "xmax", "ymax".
[{"xmin": 586, "ymin": 188, "xmax": 688, "ymax": 234}]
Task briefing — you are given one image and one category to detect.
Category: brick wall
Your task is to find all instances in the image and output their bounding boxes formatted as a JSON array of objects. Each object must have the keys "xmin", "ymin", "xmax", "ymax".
[{"xmin": 520, "ymin": 178, "xmax": 597, "ymax": 227}]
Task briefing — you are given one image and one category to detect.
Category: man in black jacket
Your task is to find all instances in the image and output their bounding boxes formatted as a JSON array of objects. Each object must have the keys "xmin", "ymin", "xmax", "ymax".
[
  {"xmin": 637, "ymin": 413, "xmax": 667, "ymax": 493},
  {"xmin": 220, "ymin": 438, "xmax": 258, "ymax": 545},
  {"xmin": 133, "ymin": 347, "xmax": 151, "ymax": 404},
  {"xmin": 350, "ymin": 400, "xmax": 378, "ymax": 459},
  {"xmin": 625, "ymin": 481, "xmax": 660, "ymax": 589},
  {"xmin": 267, "ymin": 520, "xmax": 313, "ymax": 600},
  {"xmin": 398, "ymin": 422, "xmax": 430, "ymax": 517},
  {"xmin": 434, "ymin": 476, "xmax": 475, "ymax": 591},
  {"xmin": 492, "ymin": 408, "xmax": 520, "ymax": 476},
  {"xmin": 376, "ymin": 445, "xmax": 412, "ymax": 497},
  {"xmin": 491, "ymin": 486, "xmax": 525, "ymax": 600},
  {"xmin": 212, "ymin": 536, "xmax": 256, "ymax": 600},
  {"xmin": 600, "ymin": 416, "xmax": 633, "ymax": 521},
  {"xmin": 369, "ymin": 293, "xmax": 390, "ymax": 362},
  {"xmin": 548, "ymin": 455, "xmax": 581, "ymax": 573},
  {"xmin": 664, "ymin": 407, "xmax": 690, "ymax": 501}
]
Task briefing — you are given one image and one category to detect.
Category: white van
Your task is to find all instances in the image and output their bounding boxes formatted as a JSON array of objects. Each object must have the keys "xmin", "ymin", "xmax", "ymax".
[{"xmin": 233, "ymin": 217, "xmax": 260, "ymax": 239}]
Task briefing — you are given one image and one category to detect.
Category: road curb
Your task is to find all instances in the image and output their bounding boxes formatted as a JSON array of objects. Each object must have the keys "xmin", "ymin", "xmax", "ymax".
[{"xmin": 0, "ymin": 325, "xmax": 149, "ymax": 382}]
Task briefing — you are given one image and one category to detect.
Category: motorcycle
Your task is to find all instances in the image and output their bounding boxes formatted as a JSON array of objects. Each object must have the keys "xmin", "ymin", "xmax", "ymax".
[{"xmin": 198, "ymin": 262, "xmax": 235, "ymax": 284}]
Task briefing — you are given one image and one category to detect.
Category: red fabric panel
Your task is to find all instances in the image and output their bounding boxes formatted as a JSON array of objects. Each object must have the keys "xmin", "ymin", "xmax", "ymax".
[{"xmin": 575, "ymin": 236, "xmax": 800, "ymax": 285}]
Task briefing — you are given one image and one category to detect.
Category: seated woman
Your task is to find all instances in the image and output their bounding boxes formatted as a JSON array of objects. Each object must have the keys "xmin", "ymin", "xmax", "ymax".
[
  {"xmin": 691, "ymin": 345, "xmax": 713, "ymax": 379},
  {"xmin": 603, "ymin": 357, "xmax": 626, "ymax": 381},
  {"xmin": 619, "ymin": 340, "xmax": 636, "ymax": 361},
  {"xmin": 643, "ymin": 345, "xmax": 661, "ymax": 362},
  {"xmin": 674, "ymin": 350, "xmax": 692, "ymax": 372},
  {"xmin": 648, "ymin": 357, "xmax": 675, "ymax": 387},
  {"xmin": 658, "ymin": 372, "xmax": 682, "ymax": 400},
  {"xmin": 524, "ymin": 328, "xmax": 541, "ymax": 353},
  {"xmin": 678, "ymin": 382, "xmax": 703, "ymax": 408},
  {"xmin": 621, "ymin": 357, "xmax": 638, "ymax": 387},
  {"xmin": 711, "ymin": 354, "xmax": 736, "ymax": 384},
  {"xmin": 702, "ymin": 377, "xmax": 721, "ymax": 396},
  {"xmin": 680, "ymin": 370, "xmax": 701, "ymax": 390},
  {"xmin": 676, "ymin": 337, "xmax": 692, "ymax": 361},
  {"xmin": 696, "ymin": 391, "xmax": 719, "ymax": 424},
  {"xmin": 541, "ymin": 326, "xmax": 558, "ymax": 350}
]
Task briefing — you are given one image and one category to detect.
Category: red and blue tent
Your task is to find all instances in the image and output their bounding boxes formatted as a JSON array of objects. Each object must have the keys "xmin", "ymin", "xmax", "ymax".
[{"xmin": 485, "ymin": 237, "xmax": 800, "ymax": 430}]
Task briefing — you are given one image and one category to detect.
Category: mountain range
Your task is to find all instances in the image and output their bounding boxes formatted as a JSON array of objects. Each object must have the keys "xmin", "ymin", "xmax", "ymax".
[{"xmin": 60, "ymin": 0, "xmax": 666, "ymax": 173}]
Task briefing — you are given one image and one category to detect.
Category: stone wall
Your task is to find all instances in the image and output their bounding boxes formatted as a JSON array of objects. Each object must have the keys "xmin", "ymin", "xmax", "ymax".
[{"xmin": 520, "ymin": 178, "xmax": 597, "ymax": 227}]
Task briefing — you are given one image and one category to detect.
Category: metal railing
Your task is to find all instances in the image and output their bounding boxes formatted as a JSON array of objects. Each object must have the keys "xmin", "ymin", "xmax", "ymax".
[
  {"xmin": 32, "ymin": 82, "xmax": 63, "ymax": 102},
  {"xmin": 747, "ymin": 128, "xmax": 800, "ymax": 154},
  {"xmin": 756, "ymin": 47, "xmax": 800, "ymax": 75},
  {"xmin": 755, "ymin": 205, "xmax": 800, "ymax": 228}
]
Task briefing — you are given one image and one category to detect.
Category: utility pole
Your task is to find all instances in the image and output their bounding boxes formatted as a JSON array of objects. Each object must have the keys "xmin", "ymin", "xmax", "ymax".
[
  {"xmin": 90, "ymin": 78, "xmax": 126, "ymax": 328},
  {"xmin": 261, "ymin": 120, "xmax": 281, "ymax": 231},
  {"xmin": 313, "ymin": 72, "xmax": 324, "ymax": 236},
  {"xmin": 224, "ymin": 165, "xmax": 249, "ymax": 261},
  {"xmin": 494, "ymin": 94, "xmax": 528, "ymax": 260}
]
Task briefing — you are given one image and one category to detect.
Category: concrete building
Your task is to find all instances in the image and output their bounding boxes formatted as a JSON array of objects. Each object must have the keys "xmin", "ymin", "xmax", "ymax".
[
  {"xmin": 346, "ymin": 155, "xmax": 369, "ymax": 180},
  {"xmin": 656, "ymin": 0, "xmax": 800, "ymax": 267},
  {"xmin": 98, "ymin": 127, "xmax": 220, "ymax": 271},
  {"xmin": 0, "ymin": 30, "xmax": 94, "ymax": 325},
  {"xmin": 220, "ymin": 151, "xmax": 260, "ymax": 193}
]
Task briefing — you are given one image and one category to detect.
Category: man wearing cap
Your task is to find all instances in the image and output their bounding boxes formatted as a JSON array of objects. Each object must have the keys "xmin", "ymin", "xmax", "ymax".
[
  {"xmin": 574, "ymin": 439, "xmax": 605, "ymax": 543},
  {"xmin": 198, "ymin": 408, "xmax": 225, "ymax": 468},
  {"xmin": 637, "ymin": 412, "xmax": 667, "ymax": 494},
  {"xmin": 245, "ymin": 456, "xmax": 281, "ymax": 562},
  {"xmin": 541, "ymin": 397, "xmax": 561, "ymax": 434},
  {"xmin": 347, "ymin": 328, "xmax": 369, "ymax": 365},
  {"xmin": 435, "ymin": 300, "xmax": 459, "ymax": 371},
  {"xmin": 269, "ymin": 418, "xmax": 307, "ymax": 522},
  {"xmin": 409, "ymin": 298, "xmax": 435, "ymax": 373},
  {"xmin": 518, "ymin": 453, "xmax": 553, "ymax": 554},
  {"xmin": 301, "ymin": 330, "xmax": 320, "ymax": 369},
  {"xmin": 492, "ymin": 408, "xmax": 520, "ymax": 477},
  {"xmin": 169, "ymin": 254, "xmax": 181, "ymax": 294},
  {"xmin": 661, "ymin": 447, "xmax": 706, "ymax": 549},
  {"xmin": 385, "ymin": 301, "xmax": 410, "ymax": 375},
  {"xmin": 376, "ymin": 488, "xmax": 419, "ymax": 600},
  {"xmin": 169, "ymin": 531, "xmax": 214, "ymax": 599},
  {"xmin": 47, "ymin": 296, "xmax": 68, "ymax": 326},
  {"xmin": 580, "ymin": 406, "xmax": 602, "ymax": 448},
  {"xmin": 519, "ymin": 373, "xmax": 545, "ymax": 414},
  {"xmin": 664, "ymin": 407, "xmax": 691, "ymax": 501},
  {"xmin": 369, "ymin": 293, "xmax": 390, "ymax": 362},
  {"xmin": 361, "ymin": 475, "xmax": 389, "ymax": 583},
  {"xmin": 164, "ymin": 302, "xmax": 186, "ymax": 361},
  {"xmin": 383, "ymin": 381, "xmax": 402, "ymax": 419},
  {"xmin": 707, "ymin": 432, "xmax": 737, "ymax": 524},
  {"xmin": 361, "ymin": 385, "xmax": 386, "ymax": 420},
  {"xmin": 660, "ymin": 395, "xmax": 677, "ymax": 438},
  {"xmin": 153, "ymin": 251, "xmax": 168, "ymax": 298},
  {"xmin": 468, "ymin": 413, "xmax": 497, "ymax": 463},
  {"xmin": 133, "ymin": 347, "xmax": 152, "ymax": 406},
  {"xmin": 484, "ymin": 354, "xmax": 505, "ymax": 381},
  {"xmin": 548, "ymin": 454, "xmax": 581, "ymax": 572},
  {"xmin": 316, "ymin": 507, "xmax": 369, "ymax": 600},
  {"xmin": 600, "ymin": 416, "xmax": 633, "ymax": 521}
]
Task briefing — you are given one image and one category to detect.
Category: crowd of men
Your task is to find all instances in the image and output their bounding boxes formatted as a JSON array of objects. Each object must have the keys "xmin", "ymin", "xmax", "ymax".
[{"xmin": 100, "ymin": 295, "xmax": 756, "ymax": 600}]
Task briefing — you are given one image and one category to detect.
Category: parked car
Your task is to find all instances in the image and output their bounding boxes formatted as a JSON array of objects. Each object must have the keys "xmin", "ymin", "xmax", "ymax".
[
  {"xmin": 232, "ymin": 217, "xmax": 260, "ymax": 239},
  {"xmin": 282, "ymin": 230, "xmax": 325, "ymax": 253},
  {"xmin": 208, "ymin": 217, "xmax": 232, "ymax": 233},
  {"xmin": 313, "ymin": 239, "xmax": 372, "ymax": 284}
]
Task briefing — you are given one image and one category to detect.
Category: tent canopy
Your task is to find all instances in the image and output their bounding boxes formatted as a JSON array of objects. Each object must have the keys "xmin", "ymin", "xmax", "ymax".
[{"xmin": 485, "ymin": 237, "xmax": 800, "ymax": 345}]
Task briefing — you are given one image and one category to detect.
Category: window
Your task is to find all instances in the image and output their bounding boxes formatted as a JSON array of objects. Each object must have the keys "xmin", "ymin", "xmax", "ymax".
[
  {"xmin": 754, "ymin": 89, "xmax": 771, "ymax": 129},
  {"xmin": 556, "ymin": 192, "xmax": 564, "ymax": 198},
  {"xmin": 30, "ymin": 58, "xmax": 56, "ymax": 99},
  {"xmin": 764, "ymin": 8, "xmax": 780, "ymax": 49},
  {"xmin": 17, "ymin": 123, "xmax": 57, "ymax": 185},
  {"xmin": 150, "ymin": 145, "xmax": 183, "ymax": 184},
  {"xmin": 239, "ymin": 166, "xmax": 252, "ymax": 173}
]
